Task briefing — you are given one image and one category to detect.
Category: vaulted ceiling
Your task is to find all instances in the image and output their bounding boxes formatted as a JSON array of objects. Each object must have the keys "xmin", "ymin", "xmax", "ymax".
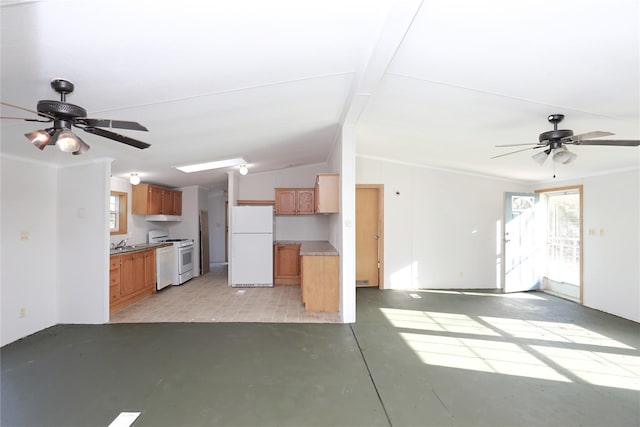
[{"xmin": 2, "ymin": 0, "xmax": 638, "ymax": 188}]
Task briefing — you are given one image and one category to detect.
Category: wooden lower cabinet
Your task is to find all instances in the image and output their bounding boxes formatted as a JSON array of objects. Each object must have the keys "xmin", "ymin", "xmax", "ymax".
[
  {"xmin": 110, "ymin": 249, "xmax": 156, "ymax": 313},
  {"xmin": 301, "ymin": 255, "xmax": 339, "ymax": 312},
  {"xmin": 274, "ymin": 244, "xmax": 301, "ymax": 285}
]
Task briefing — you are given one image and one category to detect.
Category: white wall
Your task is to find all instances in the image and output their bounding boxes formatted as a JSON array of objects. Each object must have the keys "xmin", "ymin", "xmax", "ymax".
[
  {"xmin": 1, "ymin": 155, "xmax": 59, "ymax": 346},
  {"xmin": 207, "ymin": 189, "xmax": 227, "ymax": 263},
  {"xmin": 357, "ymin": 156, "xmax": 530, "ymax": 290},
  {"xmin": 536, "ymin": 170, "xmax": 639, "ymax": 322},
  {"xmin": 57, "ymin": 160, "xmax": 111, "ymax": 324},
  {"xmin": 334, "ymin": 126, "xmax": 356, "ymax": 323},
  {"xmin": 238, "ymin": 163, "xmax": 329, "ymax": 199}
]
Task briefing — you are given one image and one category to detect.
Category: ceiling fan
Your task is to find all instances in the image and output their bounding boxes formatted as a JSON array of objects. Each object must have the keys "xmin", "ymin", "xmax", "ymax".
[
  {"xmin": 1, "ymin": 78, "xmax": 150, "ymax": 155},
  {"xmin": 492, "ymin": 114, "xmax": 639, "ymax": 165}
]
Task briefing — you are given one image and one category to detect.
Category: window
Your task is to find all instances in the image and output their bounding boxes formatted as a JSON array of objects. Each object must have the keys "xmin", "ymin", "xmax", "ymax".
[{"xmin": 110, "ymin": 191, "xmax": 128, "ymax": 235}]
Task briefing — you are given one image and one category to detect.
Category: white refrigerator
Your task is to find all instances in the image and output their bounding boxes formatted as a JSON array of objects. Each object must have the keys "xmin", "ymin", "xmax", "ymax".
[{"xmin": 230, "ymin": 206, "xmax": 274, "ymax": 287}]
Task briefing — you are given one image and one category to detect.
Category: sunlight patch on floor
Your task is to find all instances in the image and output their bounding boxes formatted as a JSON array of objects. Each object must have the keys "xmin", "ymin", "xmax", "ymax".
[
  {"xmin": 381, "ymin": 308, "xmax": 499, "ymax": 336},
  {"xmin": 400, "ymin": 332, "xmax": 571, "ymax": 382},
  {"xmin": 480, "ymin": 317, "xmax": 635, "ymax": 349},
  {"xmin": 383, "ymin": 306, "xmax": 640, "ymax": 391},
  {"xmin": 532, "ymin": 345, "xmax": 640, "ymax": 391}
]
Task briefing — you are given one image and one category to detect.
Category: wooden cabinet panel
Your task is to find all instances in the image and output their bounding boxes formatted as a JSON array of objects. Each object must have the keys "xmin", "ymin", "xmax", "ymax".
[
  {"xmin": 297, "ymin": 190, "xmax": 315, "ymax": 215},
  {"xmin": 147, "ymin": 185, "xmax": 163, "ymax": 214},
  {"xmin": 120, "ymin": 254, "xmax": 136, "ymax": 297},
  {"xmin": 110, "ymin": 248, "xmax": 156, "ymax": 314},
  {"xmin": 315, "ymin": 173, "xmax": 339, "ymax": 213},
  {"xmin": 173, "ymin": 191, "xmax": 182, "ymax": 215},
  {"xmin": 275, "ymin": 188, "xmax": 315, "ymax": 215},
  {"xmin": 110, "ymin": 257, "xmax": 122, "ymax": 303},
  {"xmin": 132, "ymin": 184, "xmax": 182, "ymax": 216},
  {"xmin": 274, "ymin": 244, "xmax": 301, "ymax": 285},
  {"xmin": 275, "ymin": 189, "xmax": 297, "ymax": 215},
  {"xmin": 144, "ymin": 250, "xmax": 156, "ymax": 290},
  {"xmin": 301, "ymin": 255, "xmax": 339, "ymax": 312}
]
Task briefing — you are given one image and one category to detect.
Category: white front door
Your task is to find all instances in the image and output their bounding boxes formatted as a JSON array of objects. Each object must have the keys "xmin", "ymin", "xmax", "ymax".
[{"xmin": 503, "ymin": 192, "xmax": 543, "ymax": 293}]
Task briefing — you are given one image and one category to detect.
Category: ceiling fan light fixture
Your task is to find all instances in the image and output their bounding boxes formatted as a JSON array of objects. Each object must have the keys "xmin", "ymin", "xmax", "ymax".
[
  {"xmin": 129, "ymin": 173, "xmax": 141, "ymax": 185},
  {"xmin": 532, "ymin": 150, "xmax": 549, "ymax": 165},
  {"xmin": 71, "ymin": 138, "xmax": 90, "ymax": 155},
  {"xmin": 55, "ymin": 129, "xmax": 82, "ymax": 153},
  {"xmin": 25, "ymin": 129, "xmax": 53, "ymax": 150},
  {"xmin": 239, "ymin": 164, "xmax": 249, "ymax": 176},
  {"xmin": 552, "ymin": 146, "xmax": 577, "ymax": 165}
]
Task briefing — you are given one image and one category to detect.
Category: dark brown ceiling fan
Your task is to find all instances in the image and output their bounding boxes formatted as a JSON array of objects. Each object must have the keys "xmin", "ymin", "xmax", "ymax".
[
  {"xmin": 492, "ymin": 114, "xmax": 639, "ymax": 165},
  {"xmin": 1, "ymin": 78, "xmax": 150, "ymax": 155}
]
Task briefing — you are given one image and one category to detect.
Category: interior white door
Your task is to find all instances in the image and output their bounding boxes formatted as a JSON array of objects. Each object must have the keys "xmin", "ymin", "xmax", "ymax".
[{"xmin": 503, "ymin": 192, "xmax": 542, "ymax": 293}]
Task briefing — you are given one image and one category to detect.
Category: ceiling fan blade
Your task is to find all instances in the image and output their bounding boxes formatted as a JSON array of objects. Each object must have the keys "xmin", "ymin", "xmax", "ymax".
[
  {"xmin": 79, "ymin": 126, "xmax": 151, "ymax": 149},
  {"xmin": 1, "ymin": 116, "xmax": 52, "ymax": 122},
  {"xmin": 490, "ymin": 147, "xmax": 538, "ymax": 159},
  {"xmin": 78, "ymin": 118, "xmax": 148, "ymax": 131},
  {"xmin": 564, "ymin": 131, "xmax": 614, "ymax": 142},
  {"xmin": 494, "ymin": 142, "xmax": 542, "ymax": 147},
  {"xmin": 571, "ymin": 139, "xmax": 640, "ymax": 147},
  {"xmin": 1, "ymin": 101, "xmax": 56, "ymax": 120}
]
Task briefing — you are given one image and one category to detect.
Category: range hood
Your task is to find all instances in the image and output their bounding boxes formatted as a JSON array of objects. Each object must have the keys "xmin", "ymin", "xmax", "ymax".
[{"xmin": 145, "ymin": 214, "xmax": 182, "ymax": 222}]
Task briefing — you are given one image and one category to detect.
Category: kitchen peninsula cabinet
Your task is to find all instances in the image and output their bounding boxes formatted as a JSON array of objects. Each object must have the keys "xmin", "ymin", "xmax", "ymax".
[
  {"xmin": 314, "ymin": 173, "xmax": 339, "ymax": 213},
  {"xmin": 275, "ymin": 188, "xmax": 315, "ymax": 215},
  {"xmin": 110, "ymin": 248, "xmax": 156, "ymax": 313},
  {"xmin": 274, "ymin": 243, "xmax": 301, "ymax": 285},
  {"xmin": 132, "ymin": 184, "xmax": 182, "ymax": 216},
  {"xmin": 300, "ymin": 241, "xmax": 339, "ymax": 312}
]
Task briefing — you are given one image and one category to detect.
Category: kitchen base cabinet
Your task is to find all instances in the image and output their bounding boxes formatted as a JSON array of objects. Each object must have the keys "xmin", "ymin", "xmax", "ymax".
[
  {"xmin": 274, "ymin": 244, "xmax": 301, "ymax": 285},
  {"xmin": 110, "ymin": 249, "xmax": 156, "ymax": 313},
  {"xmin": 301, "ymin": 255, "xmax": 339, "ymax": 312}
]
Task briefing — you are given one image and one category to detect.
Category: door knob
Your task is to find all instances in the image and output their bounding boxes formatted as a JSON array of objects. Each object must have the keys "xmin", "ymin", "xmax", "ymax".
[{"xmin": 373, "ymin": 235, "xmax": 380, "ymax": 240}]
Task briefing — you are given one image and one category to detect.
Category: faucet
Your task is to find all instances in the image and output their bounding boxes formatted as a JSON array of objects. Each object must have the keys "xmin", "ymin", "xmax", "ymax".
[{"xmin": 114, "ymin": 239, "xmax": 128, "ymax": 249}]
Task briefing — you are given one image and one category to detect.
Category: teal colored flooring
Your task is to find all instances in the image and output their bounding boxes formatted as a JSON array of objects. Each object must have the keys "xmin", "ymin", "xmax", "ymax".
[{"xmin": 2, "ymin": 289, "xmax": 639, "ymax": 426}]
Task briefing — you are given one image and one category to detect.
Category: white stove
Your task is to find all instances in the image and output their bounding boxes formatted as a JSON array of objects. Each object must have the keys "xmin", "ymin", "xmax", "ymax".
[{"xmin": 149, "ymin": 230, "xmax": 194, "ymax": 285}]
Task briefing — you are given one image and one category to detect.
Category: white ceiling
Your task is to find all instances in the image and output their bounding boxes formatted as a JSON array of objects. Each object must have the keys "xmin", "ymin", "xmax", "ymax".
[{"xmin": 1, "ymin": 0, "xmax": 638, "ymax": 188}]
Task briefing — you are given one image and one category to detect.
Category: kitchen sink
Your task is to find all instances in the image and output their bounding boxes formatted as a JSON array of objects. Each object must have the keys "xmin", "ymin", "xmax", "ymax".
[{"xmin": 110, "ymin": 244, "xmax": 154, "ymax": 254}]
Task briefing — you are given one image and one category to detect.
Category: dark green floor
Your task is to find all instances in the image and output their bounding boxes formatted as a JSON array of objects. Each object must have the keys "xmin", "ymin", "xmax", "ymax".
[{"xmin": 2, "ymin": 289, "xmax": 639, "ymax": 427}]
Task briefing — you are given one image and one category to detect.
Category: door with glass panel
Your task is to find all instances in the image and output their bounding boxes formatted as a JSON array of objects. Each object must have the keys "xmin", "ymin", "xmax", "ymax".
[{"xmin": 503, "ymin": 192, "xmax": 543, "ymax": 293}]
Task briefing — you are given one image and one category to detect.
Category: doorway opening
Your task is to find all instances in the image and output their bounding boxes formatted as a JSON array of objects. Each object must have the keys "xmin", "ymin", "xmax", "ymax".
[{"xmin": 536, "ymin": 186, "xmax": 583, "ymax": 303}]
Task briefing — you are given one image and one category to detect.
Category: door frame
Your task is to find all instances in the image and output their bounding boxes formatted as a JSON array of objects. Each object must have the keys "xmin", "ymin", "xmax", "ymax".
[
  {"xmin": 535, "ymin": 185, "xmax": 584, "ymax": 304},
  {"xmin": 356, "ymin": 184, "xmax": 385, "ymax": 289}
]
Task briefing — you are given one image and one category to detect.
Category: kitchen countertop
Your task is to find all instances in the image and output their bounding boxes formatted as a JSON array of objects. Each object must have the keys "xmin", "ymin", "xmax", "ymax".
[
  {"xmin": 281, "ymin": 240, "xmax": 339, "ymax": 256},
  {"xmin": 109, "ymin": 242, "xmax": 172, "ymax": 256}
]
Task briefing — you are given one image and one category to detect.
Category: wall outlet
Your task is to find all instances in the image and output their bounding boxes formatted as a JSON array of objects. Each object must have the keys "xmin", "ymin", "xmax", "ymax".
[
  {"xmin": 19, "ymin": 307, "xmax": 26, "ymax": 318},
  {"xmin": 600, "ymin": 228, "xmax": 605, "ymax": 236},
  {"xmin": 20, "ymin": 230, "xmax": 29, "ymax": 240}
]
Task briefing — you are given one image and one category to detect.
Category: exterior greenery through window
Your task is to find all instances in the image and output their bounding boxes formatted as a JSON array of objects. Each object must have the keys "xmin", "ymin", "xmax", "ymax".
[
  {"xmin": 547, "ymin": 192, "xmax": 580, "ymax": 285},
  {"xmin": 110, "ymin": 191, "xmax": 128, "ymax": 235}
]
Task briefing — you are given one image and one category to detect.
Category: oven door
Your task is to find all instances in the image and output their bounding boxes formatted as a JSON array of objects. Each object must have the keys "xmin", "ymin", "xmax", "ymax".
[{"xmin": 178, "ymin": 245, "xmax": 194, "ymax": 275}]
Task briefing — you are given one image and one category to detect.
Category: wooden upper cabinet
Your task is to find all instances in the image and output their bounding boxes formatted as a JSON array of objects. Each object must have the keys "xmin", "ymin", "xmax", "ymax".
[
  {"xmin": 297, "ymin": 189, "xmax": 315, "ymax": 215},
  {"xmin": 173, "ymin": 191, "xmax": 182, "ymax": 215},
  {"xmin": 315, "ymin": 173, "xmax": 339, "ymax": 214},
  {"xmin": 132, "ymin": 184, "xmax": 182, "ymax": 215},
  {"xmin": 275, "ymin": 188, "xmax": 315, "ymax": 215}
]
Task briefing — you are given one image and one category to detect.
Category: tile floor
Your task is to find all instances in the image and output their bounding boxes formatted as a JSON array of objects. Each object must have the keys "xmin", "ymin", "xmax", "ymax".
[{"xmin": 110, "ymin": 263, "xmax": 341, "ymax": 323}]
